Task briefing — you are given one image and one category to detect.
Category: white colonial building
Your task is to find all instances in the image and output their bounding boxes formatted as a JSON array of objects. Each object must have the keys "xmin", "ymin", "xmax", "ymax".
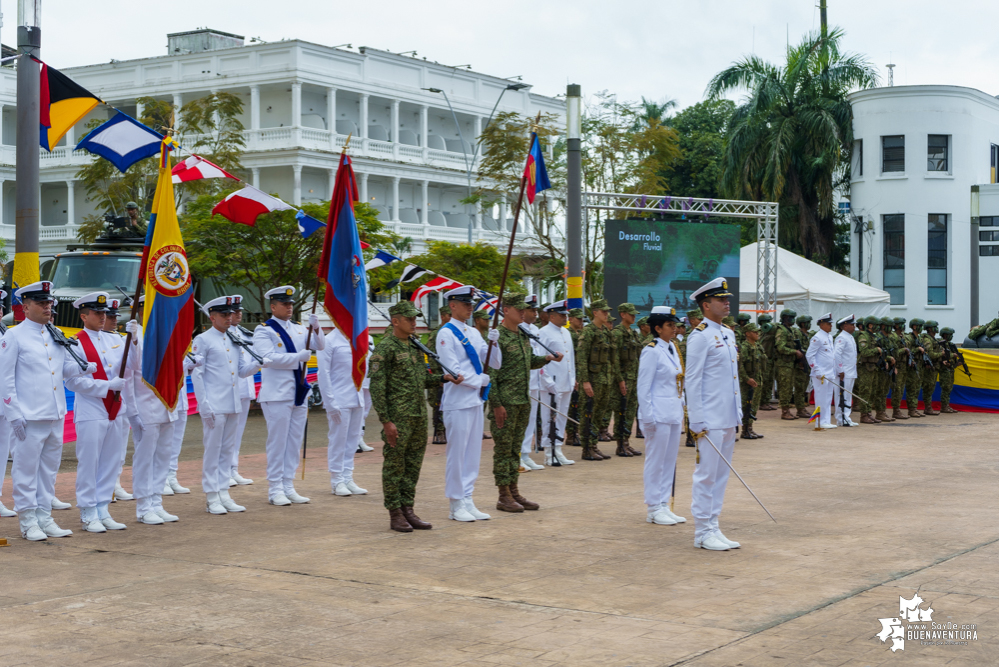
[
  {"xmin": 0, "ymin": 28, "xmax": 563, "ymax": 259},
  {"xmin": 847, "ymin": 84, "xmax": 999, "ymax": 337}
]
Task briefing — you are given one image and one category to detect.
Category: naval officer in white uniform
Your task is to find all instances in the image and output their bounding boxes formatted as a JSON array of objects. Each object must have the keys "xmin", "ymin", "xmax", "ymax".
[
  {"xmin": 519, "ymin": 294, "xmax": 545, "ymax": 470},
  {"xmin": 638, "ymin": 306, "xmax": 687, "ymax": 526},
  {"xmin": 0, "ymin": 289, "xmax": 16, "ymax": 519},
  {"xmin": 228, "ymin": 295, "xmax": 256, "ymax": 485},
  {"xmin": 538, "ymin": 300, "xmax": 575, "ymax": 466},
  {"xmin": 833, "ymin": 314, "xmax": 858, "ymax": 426},
  {"xmin": 436, "ymin": 285, "xmax": 501, "ymax": 522},
  {"xmin": 806, "ymin": 312, "xmax": 837, "ymax": 430},
  {"xmin": 104, "ymin": 298, "xmax": 136, "ymax": 503},
  {"xmin": 252, "ymin": 285, "xmax": 324, "ymax": 506},
  {"xmin": 0, "ymin": 281, "xmax": 98, "ymax": 541},
  {"xmin": 685, "ymin": 278, "xmax": 742, "ymax": 552},
  {"xmin": 191, "ymin": 296, "xmax": 265, "ymax": 515},
  {"xmin": 317, "ymin": 324, "xmax": 368, "ymax": 497}
]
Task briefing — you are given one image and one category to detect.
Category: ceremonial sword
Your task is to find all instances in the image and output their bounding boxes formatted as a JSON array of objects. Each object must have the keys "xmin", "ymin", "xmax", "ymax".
[
  {"xmin": 694, "ymin": 430, "xmax": 777, "ymax": 523},
  {"xmin": 823, "ymin": 377, "xmax": 870, "ymax": 406}
]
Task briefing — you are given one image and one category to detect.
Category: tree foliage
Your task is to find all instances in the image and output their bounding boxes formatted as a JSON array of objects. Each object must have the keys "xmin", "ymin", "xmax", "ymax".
[
  {"xmin": 662, "ymin": 99, "xmax": 735, "ymax": 200},
  {"xmin": 707, "ymin": 28, "xmax": 878, "ymax": 266},
  {"xmin": 370, "ymin": 240, "xmax": 523, "ymax": 298}
]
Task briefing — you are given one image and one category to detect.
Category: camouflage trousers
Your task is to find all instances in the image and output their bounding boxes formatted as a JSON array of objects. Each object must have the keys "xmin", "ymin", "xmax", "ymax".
[
  {"xmin": 598, "ymin": 391, "xmax": 614, "ymax": 432},
  {"xmin": 740, "ymin": 381, "xmax": 760, "ymax": 421},
  {"xmin": 905, "ymin": 363, "xmax": 922, "ymax": 408},
  {"xmin": 614, "ymin": 380, "xmax": 638, "ymax": 442},
  {"xmin": 760, "ymin": 357, "xmax": 775, "ymax": 406},
  {"xmin": 581, "ymin": 381, "xmax": 614, "ymax": 448},
  {"xmin": 939, "ymin": 368, "xmax": 955, "ymax": 408},
  {"xmin": 922, "ymin": 367, "xmax": 939, "ymax": 408},
  {"xmin": 490, "ymin": 403, "xmax": 530, "ymax": 487},
  {"xmin": 876, "ymin": 371, "xmax": 891, "ymax": 412},
  {"xmin": 855, "ymin": 367, "xmax": 877, "ymax": 412},
  {"xmin": 891, "ymin": 365, "xmax": 908, "ymax": 409},
  {"xmin": 775, "ymin": 362, "xmax": 795, "ymax": 408},
  {"xmin": 565, "ymin": 389, "xmax": 580, "ymax": 442},
  {"xmin": 381, "ymin": 415, "xmax": 428, "ymax": 510},
  {"xmin": 793, "ymin": 367, "xmax": 810, "ymax": 410},
  {"xmin": 428, "ymin": 386, "xmax": 445, "ymax": 438}
]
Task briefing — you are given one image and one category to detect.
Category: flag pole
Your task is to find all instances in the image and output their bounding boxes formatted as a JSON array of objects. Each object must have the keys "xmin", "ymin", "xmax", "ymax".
[{"xmin": 481, "ymin": 116, "xmax": 539, "ymax": 388}]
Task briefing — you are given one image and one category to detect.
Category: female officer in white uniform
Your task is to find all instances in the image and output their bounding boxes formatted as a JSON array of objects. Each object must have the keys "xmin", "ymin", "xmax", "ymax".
[{"xmin": 638, "ymin": 307, "xmax": 687, "ymax": 526}]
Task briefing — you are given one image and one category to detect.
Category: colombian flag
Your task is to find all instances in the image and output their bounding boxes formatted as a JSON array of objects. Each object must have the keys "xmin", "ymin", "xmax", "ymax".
[
  {"xmin": 35, "ymin": 58, "xmax": 102, "ymax": 151},
  {"xmin": 523, "ymin": 132, "xmax": 551, "ymax": 204},
  {"xmin": 140, "ymin": 138, "xmax": 195, "ymax": 409},
  {"xmin": 318, "ymin": 153, "xmax": 368, "ymax": 391}
]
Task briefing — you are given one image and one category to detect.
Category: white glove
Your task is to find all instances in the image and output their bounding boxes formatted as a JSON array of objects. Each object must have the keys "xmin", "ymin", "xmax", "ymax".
[
  {"xmin": 128, "ymin": 415, "xmax": 144, "ymax": 441},
  {"xmin": 308, "ymin": 313, "xmax": 320, "ymax": 329},
  {"xmin": 488, "ymin": 328, "xmax": 499, "ymax": 342},
  {"xmin": 107, "ymin": 377, "xmax": 126, "ymax": 392},
  {"xmin": 202, "ymin": 412, "xmax": 216, "ymax": 429},
  {"xmin": 297, "ymin": 349, "xmax": 312, "ymax": 363},
  {"xmin": 689, "ymin": 422, "xmax": 706, "ymax": 436},
  {"xmin": 192, "ymin": 354, "xmax": 205, "ymax": 368},
  {"xmin": 126, "ymin": 319, "xmax": 139, "ymax": 335},
  {"xmin": 326, "ymin": 406, "xmax": 342, "ymax": 425},
  {"xmin": 10, "ymin": 418, "xmax": 25, "ymax": 442},
  {"xmin": 261, "ymin": 356, "xmax": 273, "ymax": 367},
  {"xmin": 85, "ymin": 362, "xmax": 98, "ymax": 375}
]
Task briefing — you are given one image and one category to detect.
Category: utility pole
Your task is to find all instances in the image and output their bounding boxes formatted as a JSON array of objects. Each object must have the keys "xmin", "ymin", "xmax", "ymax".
[
  {"xmin": 15, "ymin": 0, "xmax": 42, "ymax": 302},
  {"xmin": 565, "ymin": 84, "xmax": 582, "ymax": 310},
  {"xmin": 820, "ymin": 0, "xmax": 828, "ymax": 39}
]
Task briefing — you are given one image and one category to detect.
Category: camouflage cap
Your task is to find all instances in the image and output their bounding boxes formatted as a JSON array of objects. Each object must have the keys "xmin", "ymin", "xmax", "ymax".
[
  {"xmin": 758, "ymin": 314, "xmax": 773, "ymax": 324},
  {"xmin": 940, "ymin": 326, "xmax": 955, "ymax": 335},
  {"xmin": 909, "ymin": 318, "xmax": 925, "ymax": 327},
  {"xmin": 780, "ymin": 309, "xmax": 797, "ymax": 320},
  {"xmin": 721, "ymin": 316, "xmax": 736, "ymax": 326},
  {"xmin": 389, "ymin": 301, "xmax": 420, "ymax": 317},
  {"xmin": 439, "ymin": 304, "xmax": 452, "ymax": 316},
  {"xmin": 473, "ymin": 310, "xmax": 490, "ymax": 321},
  {"xmin": 736, "ymin": 313, "xmax": 751, "ymax": 323},
  {"xmin": 500, "ymin": 291, "xmax": 527, "ymax": 309},
  {"xmin": 743, "ymin": 322, "xmax": 761, "ymax": 334},
  {"xmin": 568, "ymin": 308, "xmax": 584, "ymax": 319},
  {"xmin": 636, "ymin": 316, "xmax": 649, "ymax": 327},
  {"xmin": 687, "ymin": 309, "xmax": 703, "ymax": 319},
  {"xmin": 589, "ymin": 299, "xmax": 612, "ymax": 311},
  {"xmin": 924, "ymin": 319, "xmax": 939, "ymax": 329},
  {"xmin": 617, "ymin": 302, "xmax": 638, "ymax": 315}
]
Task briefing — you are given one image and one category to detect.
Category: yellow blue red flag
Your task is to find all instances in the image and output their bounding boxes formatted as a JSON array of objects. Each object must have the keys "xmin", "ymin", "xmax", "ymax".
[
  {"xmin": 523, "ymin": 132, "xmax": 551, "ymax": 204},
  {"xmin": 140, "ymin": 138, "xmax": 195, "ymax": 409}
]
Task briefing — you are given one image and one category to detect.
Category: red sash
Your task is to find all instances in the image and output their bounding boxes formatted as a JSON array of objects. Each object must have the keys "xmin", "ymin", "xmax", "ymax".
[{"xmin": 77, "ymin": 330, "xmax": 122, "ymax": 421}]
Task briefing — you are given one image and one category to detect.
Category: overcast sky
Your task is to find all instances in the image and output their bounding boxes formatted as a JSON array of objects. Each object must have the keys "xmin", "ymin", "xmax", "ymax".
[{"xmin": 13, "ymin": 0, "xmax": 999, "ymax": 111}]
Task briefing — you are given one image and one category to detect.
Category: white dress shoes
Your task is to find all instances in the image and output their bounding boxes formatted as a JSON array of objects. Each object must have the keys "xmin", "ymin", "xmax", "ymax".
[
  {"xmin": 167, "ymin": 474, "xmax": 191, "ymax": 494},
  {"xmin": 219, "ymin": 490, "xmax": 245, "ymax": 513},
  {"xmin": 463, "ymin": 497, "xmax": 491, "ymax": 520},
  {"xmin": 50, "ymin": 497, "xmax": 72, "ymax": 510},
  {"xmin": 80, "ymin": 508, "xmax": 107, "ymax": 533},
  {"xmin": 162, "ymin": 483, "xmax": 175, "ymax": 496},
  {"xmin": 357, "ymin": 442, "xmax": 374, "ymax": 452},
  {"xmin": 715, "ymin": 530, "xmax": 740, "ymax": 548},
  {"xmin": 521, "ymin": 454, "xmax": 544, "ymax": 470},
  {"xmin": 695, "ymin": 533, "xmax": 731, "ymax": 551},
  {"xmin": 0, "ymin": 500, "xmax": 16, "ymax": 518},
  {"xmin": 449, "ymin": 499, "xmax": 476, "ymax": 522},
  {"xmin": 333, "ymin": 482, "xmax": 352, "ymax": 496},
  {"xmin": 114, "ymin": 482, "xmax": 134, "ymax": 501},
  {"xmin": 662, "ymin": 506, "xmax": 687, "ymax": 523},
  {"xmin": 231, "ymin": 470, "xmax": 253, "ymax": 485},
  {"xmin": 138, "ymin": 511, "xmax": 165, "ymax": 525},
  {"xmin": 19, "ymin": 513, "xmax": 47, "ymax": 541},
  {"xmin": 38, "ymin": 511, "xmax": 73, "ymax": 537},
  {"xmin": 206, "ymin": 492, "xmax": 228, "ymax": 514},
  {"xmin": 101, "ymin": 516, "xmax": 127, "ymax": 530},
  {"xmin": 286, "ymin": 491, "xmax": 310, "ymax": 504},
  {"xmin": 554, "ymin": 446, "xmax": 574, "ymax": 465},
  {"xmin": 269, "ymin": 494, "xmax": 292, "ymax": 506},
  {"xmin": 647, "ymin": 506, "xmax": 677, "ymax": 525},
  {"xmin": 345, "ymin": 481, "xmax": 368, "ymax": 495},
  {"xmin": 155, "ymin": 508, "xmax": 179, "ymax": 523}
]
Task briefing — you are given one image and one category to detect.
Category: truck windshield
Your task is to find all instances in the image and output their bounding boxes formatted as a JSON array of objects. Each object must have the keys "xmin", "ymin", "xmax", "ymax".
[{"xmin": 50, "ymin": 256, "xmax": 142, "ymax": 291}]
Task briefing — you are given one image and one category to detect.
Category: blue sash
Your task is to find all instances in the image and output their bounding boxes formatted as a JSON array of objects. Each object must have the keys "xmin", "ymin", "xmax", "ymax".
[
  {"xmin": 444, "ymin": 322, "xmax": 489, "ymax": 401},
  {"xmin": 266, "ymin": 318, "xmax": 311, "ymax": 407}
]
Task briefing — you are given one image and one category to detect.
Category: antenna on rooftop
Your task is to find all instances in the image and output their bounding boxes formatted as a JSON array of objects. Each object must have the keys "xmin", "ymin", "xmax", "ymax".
[{"xmin": 886, "ymin": 63, "xmax": 895, "ymax": 87}]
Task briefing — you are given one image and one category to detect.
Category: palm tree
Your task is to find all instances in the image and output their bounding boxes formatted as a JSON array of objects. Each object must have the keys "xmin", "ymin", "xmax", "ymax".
[
  {"xmin": 630, "ymin": 96, "xmax": 678, "ymax": 132},
  {"xmin": 706, "ymin": 28, "xmax": 878, "ymax": 262}
]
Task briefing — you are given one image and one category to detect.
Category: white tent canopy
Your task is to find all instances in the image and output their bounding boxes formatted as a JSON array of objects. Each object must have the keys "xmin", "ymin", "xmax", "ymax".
[{"xmin": 739, "ymin": 243, "xmax": 890, "ymax": 322}]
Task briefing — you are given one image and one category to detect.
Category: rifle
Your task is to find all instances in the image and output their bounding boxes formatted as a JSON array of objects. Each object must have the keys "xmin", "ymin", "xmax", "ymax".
[
  {"xmin": 547, "ymin": 392, "xmax": 562, "ymax": 466},
  {"xmin": 46, "ymin": 323, "xmax": 90, "ymax": 372},
  {"xmin": 517, "ymin": 323, "xmax": 560, "ymax": 356},
  {"xmin": 791, "ymin": 335, "xmax": 809, "ymax": 373},
  {"xmin": 409, "ymin": 335, "xmax": 459, "ymax": 378},
  {"xmin": 945, "ymin": 341, "xmax": 972, "ymax": 378},
  {"xmin": 225, "ymin": 329, "xmax": 265, "ymax": 364}
]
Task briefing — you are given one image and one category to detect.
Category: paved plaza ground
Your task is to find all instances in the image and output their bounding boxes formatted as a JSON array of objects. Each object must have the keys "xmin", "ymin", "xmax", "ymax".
[{"xmin": 0, "ymin": 406, "xmax": 996, "ymax": 666}]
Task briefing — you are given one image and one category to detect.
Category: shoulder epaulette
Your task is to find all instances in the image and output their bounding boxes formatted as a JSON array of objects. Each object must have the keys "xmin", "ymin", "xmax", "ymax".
[
  {"xmin": 647, "ymin": 339, "xmax": 657, "ymax": 347},
  {"xmin": 261, "ymin": 321, "xmax": 270, "ymax": 327},
  {"xmin": 695, "ymin": 322, "xmax": 707, "ymax": 331}
]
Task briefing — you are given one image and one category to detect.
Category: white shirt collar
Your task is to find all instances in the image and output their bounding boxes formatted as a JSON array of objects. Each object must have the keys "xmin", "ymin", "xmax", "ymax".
[{"xmin": 23, "ymin": 318, "xmax": 46, "ymax": 332}]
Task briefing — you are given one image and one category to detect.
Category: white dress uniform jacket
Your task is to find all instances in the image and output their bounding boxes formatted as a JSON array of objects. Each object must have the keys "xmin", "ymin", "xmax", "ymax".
[
  {"xmin": 317, "ymin": 328, "xmax": 364, "ymax": 410},
  {"xmin": 252, "ymin": 318, "xmax": 324, "ymax": 402},
  {"xmin": 191, "ymin": 327, "xmax": 261, "ymax": 415},
  {"xmin": 806, "ymin": 329, "xmax": 836, "ymax": 380},
  {"xmin": 64, "ymin": 328, "xmax": 132, "ymax": 421},
  {"xmin": 0, "ymin": 319, "xmax": 93, "ymax": 421},
  {"xmin": 229, "ymin": 325, "xmax": 257, "ymax": 400},
  {"xmin": 834, "ymin": 331, "xmax": 858, "ymax": 379},
  {"xmin": 637, "ymin": 339, "xmax": 684, "ymax": 425},
  {"xmin": 538, "ymin": 322, "xmax": 575, "ymax": 394},
  {"xmin": 684, "ymin": 319, "xmax": 741, "ymax": 430},
  {"xmin": 525, "ymin": 322, "xmax": 542, "ymax": 391},
  {"xmin": 436, "ymin": 320, "xmax": 501, "ymax": 411},
  {"xmin": 122, "ymin": 325, "xmax": 179, "ymax": 425}
]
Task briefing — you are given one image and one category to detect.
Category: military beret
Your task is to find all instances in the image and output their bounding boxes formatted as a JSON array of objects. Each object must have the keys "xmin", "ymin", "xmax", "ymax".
[
  {"xmin": 617, "ymin": 302, "xmax": 638, "ymax": 315},
  {"xmin": 389, "ymin": 301, "xmax": 420, "ymax": 317}
]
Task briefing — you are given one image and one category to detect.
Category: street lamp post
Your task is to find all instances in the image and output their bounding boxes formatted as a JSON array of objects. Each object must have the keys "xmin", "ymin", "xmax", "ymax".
[{"xmin": 423, "ymin": 84, "xmax": 528, "ymax": 244}]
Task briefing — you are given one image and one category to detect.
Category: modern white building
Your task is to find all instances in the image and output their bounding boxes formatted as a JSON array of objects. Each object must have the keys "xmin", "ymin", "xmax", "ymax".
[
  {"xmin": 0, "ymin": 28, "xmax": 563, "ymax": 260},
  {"xmin": 847, "ymin": 84, "xmax": 999, "ymax": 337}
]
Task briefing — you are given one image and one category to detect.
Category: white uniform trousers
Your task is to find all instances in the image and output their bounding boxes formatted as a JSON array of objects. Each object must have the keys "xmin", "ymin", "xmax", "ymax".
[
  {"xmin": 230, "ymin": 397, "xmax": 251, "ymax": 473},
  {"xmin": 327, "ymin": 407, "xmax": 362, "ymax": 487},
  {"xmin": 168, "ymin": 407, "xmax": 187, "ymax": 474},
  {"xmin": 813, "ymin": 376, "xmax": 834, "ymax": 427},
  {"xmin": 539, "ymin": 390, "xmax": 572, "ymax": 449},
  {"xmin": 132, "ymin": 423, "xmax": 174, "ymax": 517},
  {"xmin": 691, "ymin": 426, "xmax": 737, "ymax": 541},
  {"xmin": 11, "ymin": 419, "xmax": 63, "ymax": 513},
  {"xmin": 520, "ymin": 389, "xmax": 540, "ymax": 454},
  {"xmin": 356, "ymin": 388, "xmax": 372, "ymax": 450},
  {"xmin": 74, "ymin": 419, "xmax": 122, "ymax": 509},
  {"xmin": 202, "ymin": 412, "xmax": 241, "ymax": 493},
  {"xmin": 260, "ymin": 400, "xmax": 307, "ymax": 498},
  {"xmin": 836, "ymin": 377, "xmax": 855, "ymax": 424},
  {"xmin": 0, "ymin": 417, "xmax": 10, "ymax": 501},
  {"xmin": 443, "ymin": 405, "xmax": 484, "ymax": 500},
  {"xmin": 642, "ymin": 422, "xmax": 681, "ymax": 508}
]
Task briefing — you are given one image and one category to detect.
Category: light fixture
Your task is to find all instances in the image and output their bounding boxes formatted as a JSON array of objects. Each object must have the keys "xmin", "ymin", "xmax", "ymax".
[
  {"xmin": 334, "ymin": 43, "xmax": 352, "ymax": 49},
  {"xmin": 422, "ymin": 87, "xmax": 443, "ymax": 94},
  {"xmin": 506, "ymin": 83, "xmax": 529, "ymax": 91},
  {"xmin": 397, "ymin": 50, "xmax": 417, "ymax": 57}
]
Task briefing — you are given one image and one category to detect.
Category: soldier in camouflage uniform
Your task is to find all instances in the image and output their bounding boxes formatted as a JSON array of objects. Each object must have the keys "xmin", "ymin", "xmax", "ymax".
[
  {"xmin": 565, "ymin": 307, "xmax": 585, "ymax": 446},
  {"xmin": 739, "ymin": 323, "xmax": 764, "ymax": 439},
  {"xmin": 488, "ymin": 292, "xmax": 561, "ymax": 513},
  {"xmin": 889, "ymin": 317, "xmax": 911, "ymax": 420},
  {"xmin": 905, "ymin": 319, "xmax": 926, "ymax": 417},
  {"xmin": 873, "ymin": 317, "xmax": 896, "ymax": 422},
  {"xmin": 638, "ymin": 316, "xmax": 651, "ymax": 344},
  {"xmin": 793, "ymin": 315, "xmax": 814, "ymax": 416},
  {"xmin": 369, "ymin": 301, "xmax": 453, "ymax": 533},
  {"xmin": 774, "ymin": 310, "xmax": 803, "ymax": 419},
  {"xmin": 856, "ymin": 316, "xmax": 883, "ymax": 423},
  {"xmin": 612, "ymin": 303, "xmax": 644, "ymax": 457},
  {"xmin": 687, "ymin": 308, "xmax": 703, "ymax": 330},
  {"xmin": 937, "ymin": 327, "xmax": 960, "ymax": 413},
  {"xmin": 757, "ymin": 314, "xmax": 777, "ymax": 410},
  {"xmin": 576, "ymin": 299, "xmax": 616, "ymax": 461},
  {"xmin": 734, "ymin": 312, "xmax": 751, "ymax": 348},
  {"xmin": 920, "ymin": 320, "xmax": 944, "ymax": 415},
  {"xmin": 596, "ymin": 312, "xmax": 617, "ymax": 441},
  {"xmin": 427, "ymin": 305, "xmax": 452, "ymax": 444}
]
